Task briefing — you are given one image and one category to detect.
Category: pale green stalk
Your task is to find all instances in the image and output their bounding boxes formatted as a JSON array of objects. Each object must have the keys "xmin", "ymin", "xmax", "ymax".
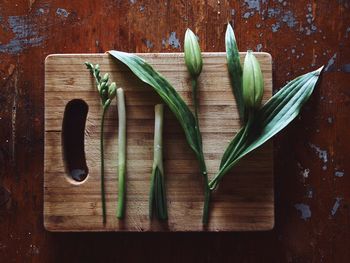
[
  {"xmin": 149, "ymin": 104, "xmax": 168, "ymax": 220},
  {"xmin": 117, "ymin": 88, "xmax": 126, "ymax": 219},
  {"xmin": 100, "ymin": 103, "xmax": 109, "ymax": 224}
]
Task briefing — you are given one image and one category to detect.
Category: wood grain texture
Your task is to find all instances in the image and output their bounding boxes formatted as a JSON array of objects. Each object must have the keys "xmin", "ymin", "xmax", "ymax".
[{"xmin": 44, "ymin": 53, "xmax": 273, "ymax": 231}]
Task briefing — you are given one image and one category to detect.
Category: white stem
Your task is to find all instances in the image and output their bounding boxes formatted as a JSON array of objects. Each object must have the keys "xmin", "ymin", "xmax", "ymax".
[{"xmin": 154, "ymin": 104, "xmax": 164, "ymax": 173}]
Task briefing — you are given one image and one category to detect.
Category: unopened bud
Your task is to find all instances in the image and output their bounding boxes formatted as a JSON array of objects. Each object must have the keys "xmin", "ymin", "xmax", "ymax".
[
  {"xmin": 242, "ymin": 50, "xmax": 264, "ymax": 110},
  {"xmin": 108, "ymin": 82, "xmax": 117, "ymax": 100},
  {"xmin": 102, "ymin": 73, "xmax": 109, "ymax": 83},
  {"xmin": 184, "ymin": 29, "xmax": 203, "ymax": 78}
]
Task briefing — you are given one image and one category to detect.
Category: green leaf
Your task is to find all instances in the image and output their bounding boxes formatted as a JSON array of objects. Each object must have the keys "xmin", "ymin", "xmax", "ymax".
[
  {"xmin": 108, "ymin": 50, "xmax": 203, "ymax": 162},
  {"xmin": 210, "ymin": 67, "xmax": 323, "ymax": 190},
  {"xmin": 149, "ymin": 166, "xmax": 168, "ymax": 220},
  {"xmin": 225, "ymin": 24, "xmax": 244, "ymax": 122}
]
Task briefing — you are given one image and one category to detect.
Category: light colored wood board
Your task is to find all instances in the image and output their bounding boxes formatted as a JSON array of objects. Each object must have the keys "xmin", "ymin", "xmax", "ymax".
[{"xmin": 44, "ymin": 52, "xmax": 274, "ymax": 231}]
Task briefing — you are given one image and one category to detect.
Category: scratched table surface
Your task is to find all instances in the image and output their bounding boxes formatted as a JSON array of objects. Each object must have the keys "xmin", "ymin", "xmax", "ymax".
[{"xmin": 0, "ymin": 0, "xmax": 349, "ymax": 262}]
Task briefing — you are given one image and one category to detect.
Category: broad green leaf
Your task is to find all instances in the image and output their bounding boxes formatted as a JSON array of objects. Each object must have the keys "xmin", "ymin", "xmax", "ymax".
[
  {"xmin": 210, "ymin": 67, "xmax": 323, "ymax": 190},
  {"xmin": 108, "ymin": 51, "xmax": 203, "ymax": 161},
  {"xmin": 226, "ymin": 24, "xmax": 244, "ymax": 121}
]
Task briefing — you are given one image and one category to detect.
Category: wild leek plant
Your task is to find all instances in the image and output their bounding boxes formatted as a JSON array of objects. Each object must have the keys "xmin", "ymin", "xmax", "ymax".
[
  {"xmin": 149, "ymin": 104, "xmax": 168, "ymax": 220},
  {"xmin": 116, "ymin": 88, "xmax": 126, "ymax": 219},
  {"xmin": 184, "ymin": 28, "xmax": 203, "ymax": 145},
  {"xmin": 85, "ymin": 62, "xmax": 117, "ymax": 224},
  {"xmin": 184, "ymin": 29, "xmax": 210, "ymax": 223},
  {"xmin": 209, "ymin": 25, "xmax": 323, "ymax": 190},
  {"xmin": 108, "ymin": 24, "xmax": 323, "ymax": 224}
]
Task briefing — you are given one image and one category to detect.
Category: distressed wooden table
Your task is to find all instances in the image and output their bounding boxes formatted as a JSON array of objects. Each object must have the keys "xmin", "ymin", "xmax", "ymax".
[{"xmin": 0, "ymin": 0, "xmax": 349, "ymax": 262}]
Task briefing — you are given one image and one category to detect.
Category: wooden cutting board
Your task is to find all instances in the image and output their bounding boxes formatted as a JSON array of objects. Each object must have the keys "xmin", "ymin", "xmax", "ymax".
[{"xmin": 44, "ymin": 52, "xmax": 273, "ymax": 231}]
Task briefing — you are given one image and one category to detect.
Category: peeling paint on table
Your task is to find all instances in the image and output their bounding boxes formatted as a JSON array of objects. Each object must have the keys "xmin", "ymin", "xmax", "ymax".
[
  {"xmin": 334, "ymin": 171, "xmax": 344, "ymax": 177},
  {"xmin": 0, "ymin": 16, "xmax": 45, "ymax": 54},
  {"xmin": 325, "ymin": 53, "xmax": 337, "ymax": 71},
  {"xmin": 256, "ymin": 43, "xmax": 263, "ymax": 52},
  {"xmin": 309, "ymin": 143, "xmax": 328, "ymax": 170},
  {"xmin": 143, "ymin": 39, "xmax": 153, "ymax": 49},
  {"xmin": 294, "ymin": 203, "xmax": 312, "ymax": 220},
  {"xmin": 341, "ymin": 64, "xmax": 350, "ymax": 73},
  {"xmin": 306, "ymin": 187, "xmax": 314, "ymax": 199},
  {"xmin": 56, "ymin": 8, "xmax": 69, "ymax": 18},
  {"xmin": 244, "ymin": 0, "xmax": 263, "ymax": 12},
  {"xmin": 162, "ymin": 32, "xmax": 181, "ymax": 49},
  {"xmin": 301, "ymin": 168, "xmax": 310, "ymax": 178},
  {"xmin": 331, "ymin": 197, "xmax": 343, "ymax": 216}
]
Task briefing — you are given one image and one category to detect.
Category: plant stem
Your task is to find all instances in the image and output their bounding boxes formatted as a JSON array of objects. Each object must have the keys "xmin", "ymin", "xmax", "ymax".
[
  {"xmin": 100, "ymin": 104, "xmax": 109, "ymax": 224},
  {"xmin": 191, "ymin": 78, "xmax": 210, "ymax": 225},
  {"xmin": 209, "ymin": 115, "xmax": 253, "ymax": 190},
  {"xmin": 195, "ymin": 152, "xmax": 209, "ymax": 224},
  {"xmin": 154, "ymin": 104, "xmax": 164, "ymax": 174},
  {"xmin": 150, "ymin": 104, "xmax": 168, "ymax": 220},
  {"xmin": 202, "ymin": 174, "xmax": 211, "ymax": 225},
  {"xmin": 117, "ymin": 88, "xmax": 126, "ymax": 219},
  {"xmin": 191, "ymin": 78, "xmax": 202, "ymax": 146}
]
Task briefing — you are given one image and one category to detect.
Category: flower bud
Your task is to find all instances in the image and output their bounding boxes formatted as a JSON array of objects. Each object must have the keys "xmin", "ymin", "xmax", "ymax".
[
  {"xmin": 102, "ymin": 73, "xmax": 109, "ymax": 83},
  {"xmin": 99, "ymin": 82, "xmax": 107, "ymax": 94},
  {"xmin": 184, "ymin": 29, "xmax": 203, "ymax": 78},
  {"xmin": 242, "ymin": 50, "xmax": 264, "ymax": 110},
  {"xmin": 108, "ymin": 82, "xmax": 117, "ymax": 100}
]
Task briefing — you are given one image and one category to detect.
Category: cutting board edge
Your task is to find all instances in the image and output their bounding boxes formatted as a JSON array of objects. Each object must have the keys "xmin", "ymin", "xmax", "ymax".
[{"xmin": 44, "ymin": 52, "xmax": 274, "ymax": 232}]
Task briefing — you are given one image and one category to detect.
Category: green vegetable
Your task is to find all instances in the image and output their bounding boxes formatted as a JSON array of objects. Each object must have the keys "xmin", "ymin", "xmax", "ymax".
[
  {"xmin": 108, "ymin": 51, "xmax": 203, "ymax": 165},
  {"xmin": 242, "ymin": 50, "xmax": 264, "ymax": 111},
  {"xmin": 226, "ymin": 24, "xmax": 244, "ymax": 122},
  {"xmin": 116, "ymin": 88, "xmax": 126, "ymax": 219},
  {"xmin": 149, "ymin": 104, "xmax": 168, "ymax": 220},
  {"xmin": 85, "ymin": 62, "xmax": 117, "ymax": 224},
  {"xmin": 108, "ymin": 25, "xmax": 323, "ymax": 224},
  {"xmin": 209, "ymin": 66, "xmax": 323, "ymax": 190},
  {"xmin": 184, "ymin": 27, "xmax": 203, "ymax": 143},
  {"xmin": 184, "ymin": 29, "xmax": 211, "ymax": 224},
  {"xmin": 184, "ymin": 28, "xmax": 203, "ymax": 78},
  {"xmin": 108, "ymin": 50, "xmax": 210, "ymax": 224}
]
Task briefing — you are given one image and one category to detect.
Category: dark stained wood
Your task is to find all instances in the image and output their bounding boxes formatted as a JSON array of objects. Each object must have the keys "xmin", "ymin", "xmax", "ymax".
[{"xmin": 0, "ymin": 0, "xmax": 349, "ymax": 261}]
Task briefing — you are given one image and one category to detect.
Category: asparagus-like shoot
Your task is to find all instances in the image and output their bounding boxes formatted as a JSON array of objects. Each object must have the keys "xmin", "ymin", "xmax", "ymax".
[
  {"xmin": 149, "ymin": 104, "xmax": 168, "ymax": 220},
  {"xmin": 85, "ymin": 62, "xmax": 116, "ymax": 224},
  {"xmin": 116, "ymin": 88, "xmax": 126, "ymax": 219},
  {"xmin": 184, "ymin": 29, "xmax": 210, "ymax": 224}
]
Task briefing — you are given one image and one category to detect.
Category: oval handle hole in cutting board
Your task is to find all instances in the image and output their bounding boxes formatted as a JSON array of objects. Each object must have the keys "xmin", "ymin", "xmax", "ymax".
[{"xmin": 62, "ymin": 99, "xmax": 89, "ymax": 184}]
